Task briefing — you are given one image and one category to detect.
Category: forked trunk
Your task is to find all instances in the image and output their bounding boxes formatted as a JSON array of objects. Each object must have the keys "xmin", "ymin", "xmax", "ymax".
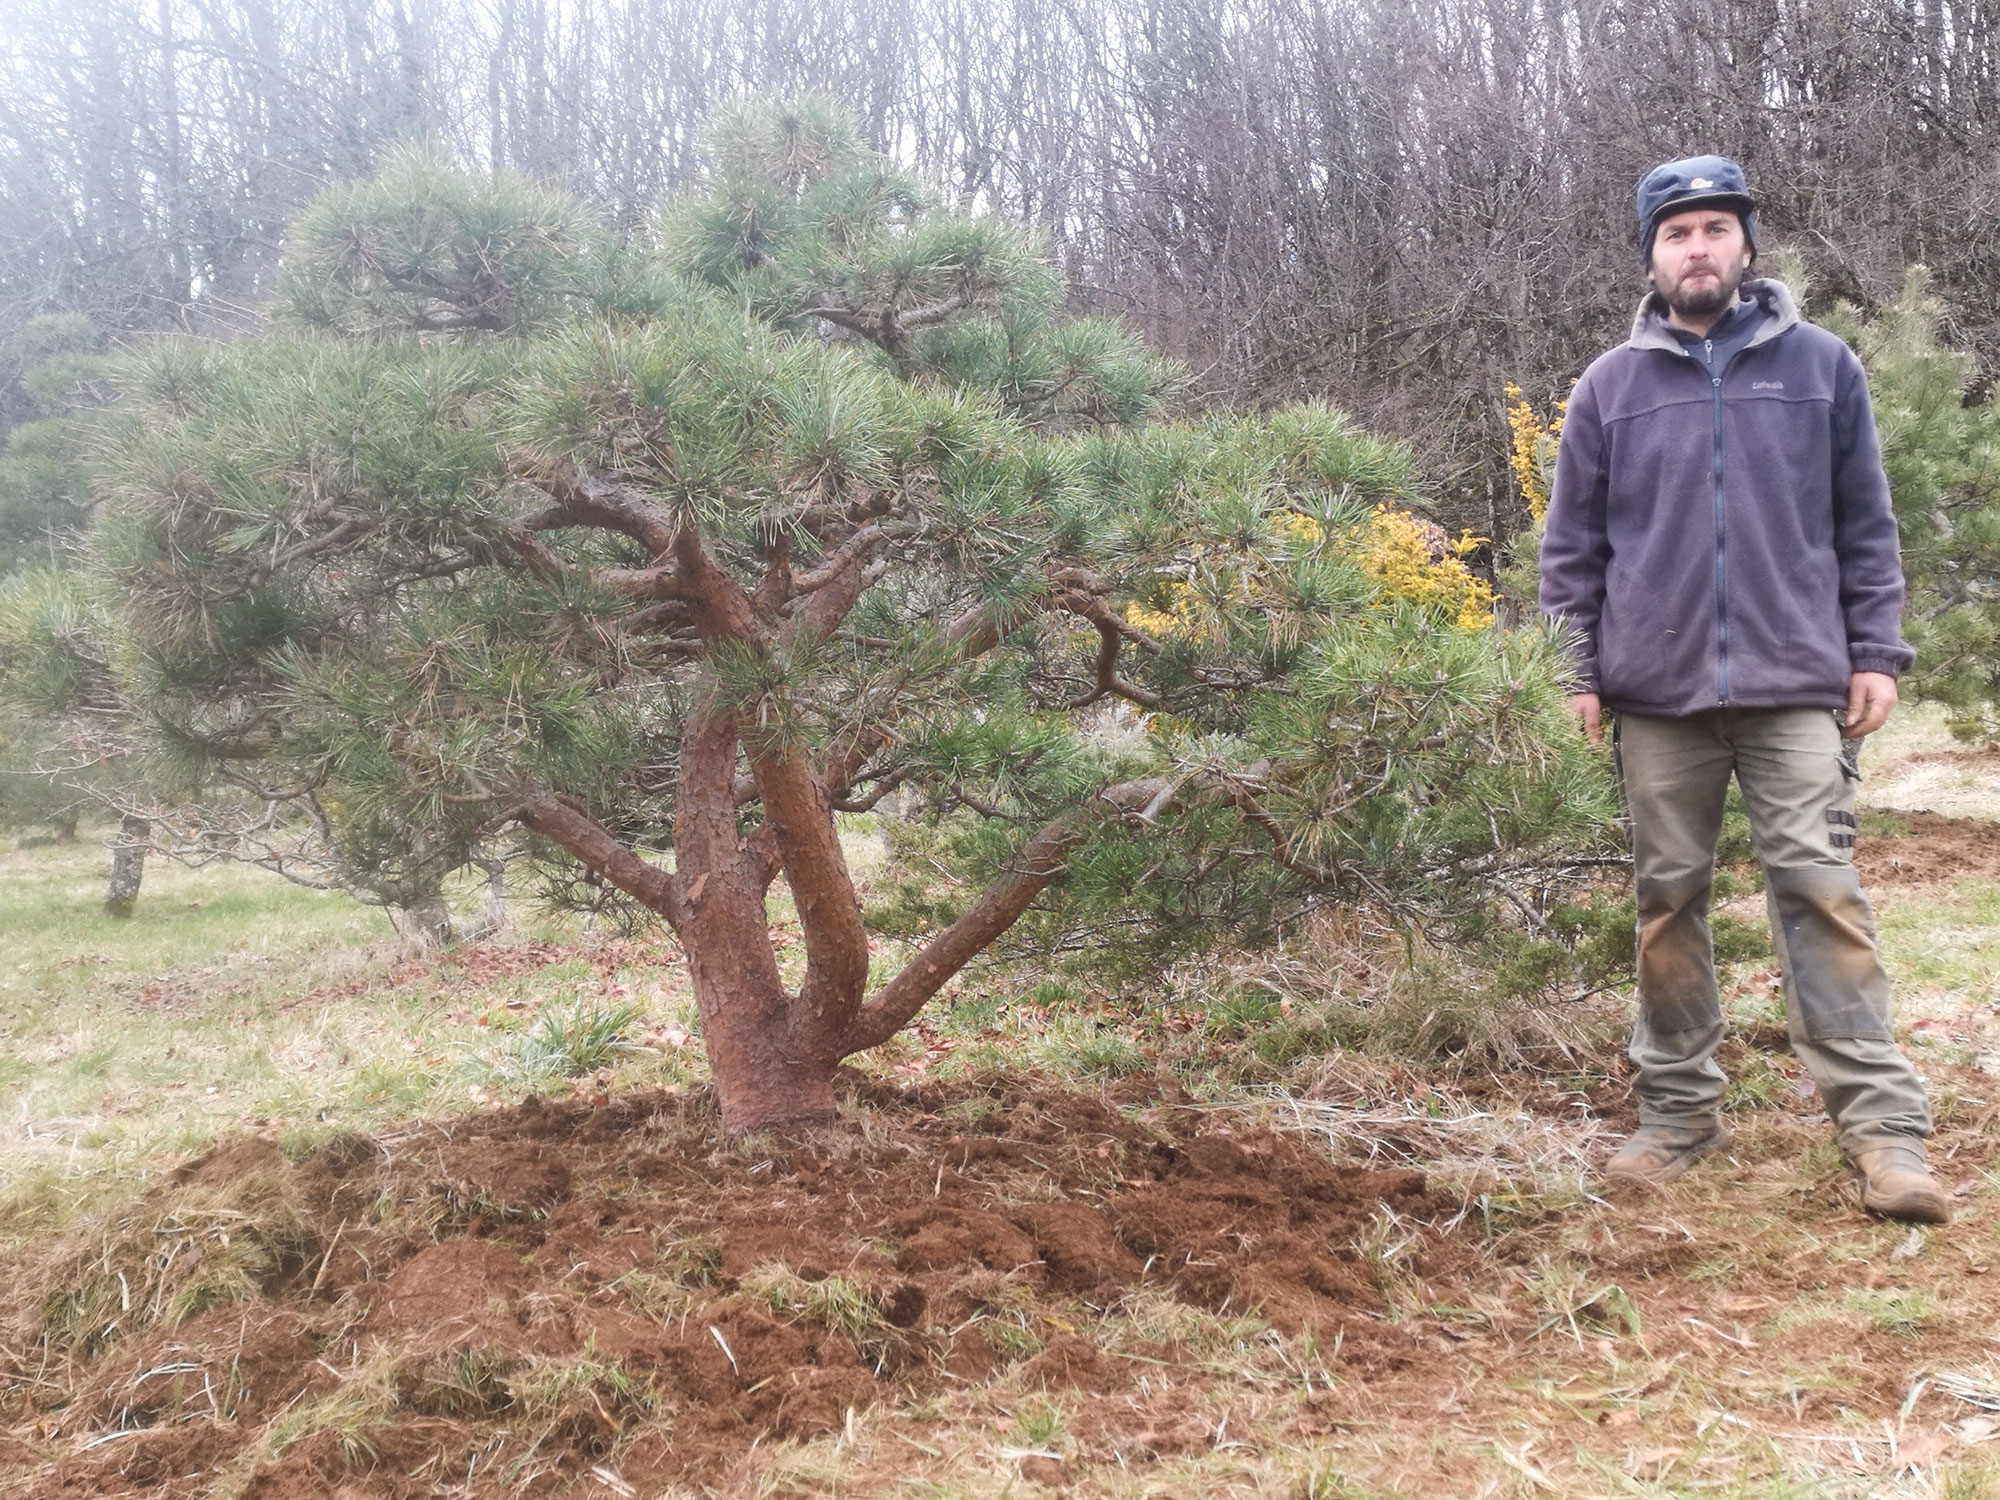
[
  {"xmin": 677, "ymin": 824, "xmax": 848, "ymax": 1133},
  {"xmin": 492, "ymin": 496, "xmax": 1172, "ymax": 1137},
  {"xmin": 516, "ymin": 758, "xmax": 1172, "ymax": 1136}
]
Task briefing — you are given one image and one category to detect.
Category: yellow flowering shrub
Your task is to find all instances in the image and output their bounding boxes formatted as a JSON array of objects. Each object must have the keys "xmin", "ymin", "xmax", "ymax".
[
  {"xmin": 1504, "ymin": 381, "xmax": 1565, "ymax": 521},
  {"xmin": 1346, "ymin": 505, "xmax": 1495, "ymax": 629},
  {"xmin": 1122, "ymin": 504, "xmax": 1495, "ymax": 638},
  {"xmin": 1123, "ymin": 584, "xmax": 1198, "ymax": 641}
]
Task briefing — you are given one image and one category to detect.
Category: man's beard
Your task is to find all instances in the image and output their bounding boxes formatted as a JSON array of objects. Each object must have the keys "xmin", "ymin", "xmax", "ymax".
[{"xmin": 1659, "ymin": 262, "xmax": 1747, "ymax": 320}]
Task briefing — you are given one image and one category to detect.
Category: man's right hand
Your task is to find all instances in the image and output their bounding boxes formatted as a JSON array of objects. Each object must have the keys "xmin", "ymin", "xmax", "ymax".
[{"xmin": 1568, "ymin": 691, "xmax": 1602, "ymax": 743}]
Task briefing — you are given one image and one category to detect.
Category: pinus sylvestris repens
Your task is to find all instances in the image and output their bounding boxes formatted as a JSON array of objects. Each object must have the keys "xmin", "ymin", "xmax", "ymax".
[{"xmin": 91, "ymin": 96, "xmax": 1610, "ymax": 1132}]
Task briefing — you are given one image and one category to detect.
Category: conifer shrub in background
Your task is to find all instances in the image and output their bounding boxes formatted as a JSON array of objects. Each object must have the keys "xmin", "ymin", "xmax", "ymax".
[
  {"xmin": 0, "ymin": 318, "xmax": 135, "ymax": 840},
  {"xmin": 81, "ymin": 96, "xmax": 1614, "ymax": 1131},
  {"xmin": 0, "ymin": 313, "xmax": 111, "ymax": 573},
  {"xmin": 1825, "ymin": 270, "xmax": 2000, "ymax": 740}
]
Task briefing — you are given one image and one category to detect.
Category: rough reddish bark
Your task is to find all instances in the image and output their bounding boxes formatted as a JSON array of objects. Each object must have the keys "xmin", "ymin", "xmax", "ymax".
[{"xmin": 507, "ymin": 468, "xmax": 1161, "ymax": 1134}]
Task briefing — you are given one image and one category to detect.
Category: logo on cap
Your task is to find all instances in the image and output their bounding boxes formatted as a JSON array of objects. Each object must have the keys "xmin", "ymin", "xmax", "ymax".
[{"xmin": 1690, "ymin": 178, "xmax": 1714, "ymax": 189}]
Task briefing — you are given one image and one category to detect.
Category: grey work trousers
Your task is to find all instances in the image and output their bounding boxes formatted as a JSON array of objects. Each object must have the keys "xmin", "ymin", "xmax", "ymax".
[{"xmin": 1617, "ymin": 707, "xmax": 1932, "ymax": 1157}]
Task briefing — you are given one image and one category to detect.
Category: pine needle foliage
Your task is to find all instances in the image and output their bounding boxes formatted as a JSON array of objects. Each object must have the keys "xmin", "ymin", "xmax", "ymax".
[
  {"xmin": 0, "ymin": 312, "xmax": 114, "ymax": 572},
  {"xmin": 663, "ymin": 92, "xmax": 1179, "ymax": 428},
  {"xmin": 88, "ymin": 97, "xmax": 1613, "ymax": 1130},
  {"xmin": 1824, "ymin": 269, "xmax": 2000, "ymax": 739},
  {"xmin": 276, "ymin": 138, "xmax": 612, "ymax": 337}
]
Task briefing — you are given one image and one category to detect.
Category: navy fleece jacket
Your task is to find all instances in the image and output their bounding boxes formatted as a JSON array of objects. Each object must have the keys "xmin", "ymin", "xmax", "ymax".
[{"xmin": 1538, "ymin": 278, "xmax": 1914, "ymax": 717}]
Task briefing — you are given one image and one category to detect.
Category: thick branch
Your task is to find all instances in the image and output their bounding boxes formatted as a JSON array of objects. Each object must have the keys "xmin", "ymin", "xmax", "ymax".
[
  {"xmin": 752, "ymin": 526, "xmax": 792, "ymax": 617},
  {"xmin": 747, "ymin": 736, "xmax": 870, "ymax": 1032},
  {"xmin": 841, "ymin": 777, "xmax": 1170, "ymax": 1054},
  {"xmin": 792, "ymin": 523, "xmax": 890, "ymax": 594},
  {"xmin": 740, "ymin": 823, "xmax": 783, "ymax": 889},
  {"xmin": 1058, "ymin": 588, "xmax": 1162, "ymax": 655},
  {"xmin": 510, "ymin": 783, "xmax": 685, "ymax": 927},
  {"xmin": 946, "ymin": 596, "xmax": 1039, "ymax": 657},
  {"xmin": 943, "ymin": 561, "xmax": 1146, "ymax": 663},
  {"xmin": 1062, "ymin": 593, "xmax": 1163, "ymax": 710},
  {"xmin": 802, "ymin": 305, "xmax": 876, "ymax": 340},
  {"xmin": 898, "ymin": 290, "xmax": 973, "ymax": 332},
  {"xmin": 673, "ymin": 701, "xmax": 747, "ymax": 893},
  {"xmin": 786, "ymin": 534, "xmax": 882, "ymax": 644},
  {"xmin": 671, "ymin": 519, "xmax": 765, "ymax": 643},
  {"xmin": 507, "ymin": 456, "xmax": 680, "ymax": 559},
  {"xmin": 818, "ymin": 724, "xmax": 893, "ymax": 805},
  {"xmin": 595, "ymin": 565, "xmax": 695, "ymax": 599},
  {"xmin": 831, "ymin": 765, "xmax": 910, "ymax": 813},
  {"xmin": 497, "ymin": 524, "xmax": 571, "ymax": 583}
]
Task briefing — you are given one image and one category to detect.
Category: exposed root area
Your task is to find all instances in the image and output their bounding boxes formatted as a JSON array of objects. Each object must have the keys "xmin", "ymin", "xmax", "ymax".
[{"xmin": 0, "ymin": 1078, "xmax": 1449, "ymax": 1497}]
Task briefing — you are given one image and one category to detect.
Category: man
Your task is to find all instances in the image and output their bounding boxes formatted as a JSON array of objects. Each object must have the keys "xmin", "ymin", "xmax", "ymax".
[{"xmin": 1539, "ymin": 155, "xmax": 1948, "ymax": 1224}]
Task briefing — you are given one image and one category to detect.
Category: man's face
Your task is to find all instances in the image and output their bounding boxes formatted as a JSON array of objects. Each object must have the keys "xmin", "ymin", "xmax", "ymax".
[{"xmin": 1647, "ymin": 208, "xmax": 1753, "ymax": 320}]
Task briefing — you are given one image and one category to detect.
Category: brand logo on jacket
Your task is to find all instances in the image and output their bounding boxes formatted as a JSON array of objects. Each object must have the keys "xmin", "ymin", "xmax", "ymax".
[{"xmin": 1751, "ymin": 380, "xmax": 1785, "ymax": 390}]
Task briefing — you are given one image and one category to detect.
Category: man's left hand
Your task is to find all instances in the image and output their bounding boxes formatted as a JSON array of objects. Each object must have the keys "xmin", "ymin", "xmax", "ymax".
[{"xmin": 1843, "ymin": 671, "xmax": 1899, "ymax": 738}]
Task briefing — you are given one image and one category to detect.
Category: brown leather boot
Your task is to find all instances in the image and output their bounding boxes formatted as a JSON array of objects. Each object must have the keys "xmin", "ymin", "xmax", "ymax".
[
  {"xmin": 1603, "ymin": 1121, "xmax": 1732, "ymax": 1186},
  {"xmin": 1850, "ymin": 1145, "xmax": 1952, "ymax": 1224}
]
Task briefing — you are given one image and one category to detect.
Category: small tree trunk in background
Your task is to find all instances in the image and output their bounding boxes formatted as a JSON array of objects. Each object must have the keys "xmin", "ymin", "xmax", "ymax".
[
  {"xmin": 455, "ymin": 852, "xmax": 510, "ymax": 944},
  {"xmin": 103, "ymin": 814, "xmax": 150, "ymax": 917},
  {"xmin": 393, "ymin": 897, "xmax": 457, "ymax": 950},
  {"xmin": 54, "ymin": 813, "xmax": 79, "ymax": 843}
]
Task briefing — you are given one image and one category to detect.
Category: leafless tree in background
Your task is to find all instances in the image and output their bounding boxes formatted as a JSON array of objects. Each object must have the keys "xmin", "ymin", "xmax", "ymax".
[{"xmin": 3, "ymin": 0, "xmax": 1996, "ymax": 532}]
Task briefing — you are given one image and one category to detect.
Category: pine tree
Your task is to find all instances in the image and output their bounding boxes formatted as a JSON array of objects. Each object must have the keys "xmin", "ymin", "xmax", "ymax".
[
  {"xmin": 0, "ymin": 313, "xmax": 112, "ymax": 574},
  {"xmin": 91, "ymin": 99, "xmax": 1612, "ymax": 1132},
  {"xmin": 0, "ymin": 318, "xmax": 133, "ymax": 856},
  {"xmin": 1824, "ymin": 270, "xmax": 2000, "ymax": 738}
]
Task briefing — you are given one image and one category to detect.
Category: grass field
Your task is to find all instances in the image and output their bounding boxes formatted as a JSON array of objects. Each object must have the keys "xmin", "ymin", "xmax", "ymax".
[{"xmin": 2, "ymin": 708, "xmax": 1999, "ymax": 1497}]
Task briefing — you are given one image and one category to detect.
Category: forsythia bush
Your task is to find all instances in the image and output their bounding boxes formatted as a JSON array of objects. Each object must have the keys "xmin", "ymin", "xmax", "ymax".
[
  {"xmin": 1504, "ymin": 381, "xmax": 1564, "ymax": 523},
  {"xmin": 1344, "ymin": 506, "xmax": 1495, "ymax": 629},
  {"xmin": 1125, "ymin": 504, "xmax": 1495, "ymax": 637}
]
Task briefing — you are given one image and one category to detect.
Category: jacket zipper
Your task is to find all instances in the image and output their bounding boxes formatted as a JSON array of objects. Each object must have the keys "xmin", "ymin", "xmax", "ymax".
[{"xmin": 1708, "ymin": 337, "xmax": 1728, "ymax": 705}]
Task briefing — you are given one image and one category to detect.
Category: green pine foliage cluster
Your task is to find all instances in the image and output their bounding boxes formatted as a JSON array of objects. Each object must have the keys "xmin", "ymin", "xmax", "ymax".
[
  {"xmin": 72, "ymin": 98, "xmax": 1611, "ymax": 1006},
  {"xmin": 875, "ymin": 409, "xmax": 1612, "ymax": 968},
  {"xmin": 0, "ymin": 568, "xmax": 115, "ymax": 831},
  {"xmin": 665, "ymin": 94, "xmax": 1179, "ymax": 426},
  {"xmin": 0, "ymin": 313, "xmax": 113, "ymax": 572},
  {"xmin": 1825, "ymin": 270, "xmax": 2000, "ymax": 739},
  {"xmin": 0, "ymin": 316, "xmax": 131, "ymax": 830}
]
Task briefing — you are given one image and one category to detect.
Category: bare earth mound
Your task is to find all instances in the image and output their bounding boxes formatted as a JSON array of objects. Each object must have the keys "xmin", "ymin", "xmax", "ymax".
[{"xmin": 0, "ymin": 1079, "xmax": 1448, "ymax": 1498}]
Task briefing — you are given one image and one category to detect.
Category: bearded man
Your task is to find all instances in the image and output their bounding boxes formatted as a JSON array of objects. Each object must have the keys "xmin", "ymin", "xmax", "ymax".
[{"xmin": 1539, "ymin": 155, "xmax": 1948, "ymax": 1223}]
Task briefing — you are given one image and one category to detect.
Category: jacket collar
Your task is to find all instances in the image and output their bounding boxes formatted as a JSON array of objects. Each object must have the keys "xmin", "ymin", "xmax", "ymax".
[{"xmin": 1626, "ymin": 276, "xmax": 1801, "ymax": 354}]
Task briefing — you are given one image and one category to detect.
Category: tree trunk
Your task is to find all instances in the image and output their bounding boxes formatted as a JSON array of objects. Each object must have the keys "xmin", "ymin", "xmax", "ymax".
[
  {"xmin": 698, "ymin": 974, "xmax": 841, "ymax": 1135},
  {"xmin": 103, "ymin": 814, "xmax": 150, "ymax": 917},
  {"xmin": 687, "ymin": 931, "xmax": 841, "ymax": 1134},
  {"xmin": 681, "ymin": 709, "xmax": 849, "ymax": 1134},
  {"xmin": 393, "ymin": 897, "xmax": 456, "ymax": 949}
]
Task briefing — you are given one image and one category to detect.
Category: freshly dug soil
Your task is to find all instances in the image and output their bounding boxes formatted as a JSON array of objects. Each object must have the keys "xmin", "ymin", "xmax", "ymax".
[
  {"xmin": 0, "ymin": 1076, "xmax": 1448, "ymax": 1498},
  {"xmin": 1858, "ymin": 808, "xmax": 2000, "ymax": 889}
]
